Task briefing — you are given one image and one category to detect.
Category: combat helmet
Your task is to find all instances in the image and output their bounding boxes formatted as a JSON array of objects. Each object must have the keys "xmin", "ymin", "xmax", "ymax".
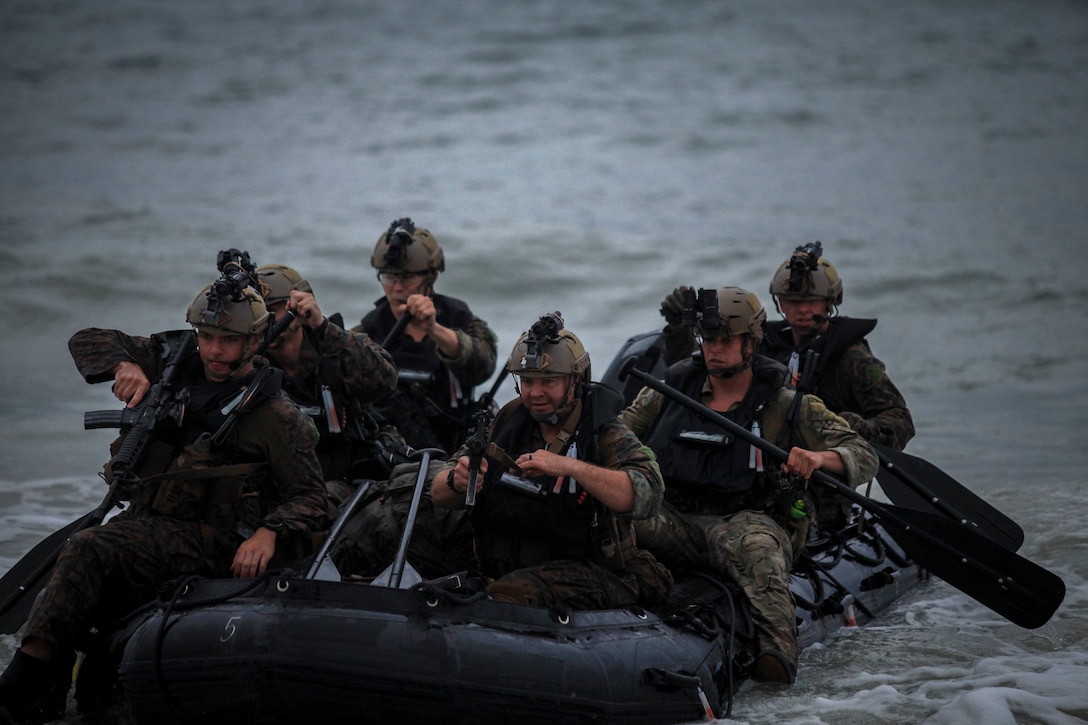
[
  {"xmin": 693, "ymin": 287, "xmax": 766, "ymax": 342},
  {"xmin": 186, "ymin": 283, "xmax": 270, "ymax": 336},
  {"xmin": 370, "ymin": 217, "xmax": 445, "ymax": 274},
  {"xmin": 508, "ymin": 312, "xmax": 591, "ymax": 381},
  {"xmin": 255, "ymin": 264, "xmax": 313, "ymax": 306},
  {"xmin": 769, "ymin": 241, "xmax": 843, "ymax": 308}
]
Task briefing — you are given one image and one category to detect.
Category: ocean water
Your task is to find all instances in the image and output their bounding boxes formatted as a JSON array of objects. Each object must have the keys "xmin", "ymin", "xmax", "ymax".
[{"xmin": 2, "ymin": 1, "xmax": 1087, "ymax": 722}]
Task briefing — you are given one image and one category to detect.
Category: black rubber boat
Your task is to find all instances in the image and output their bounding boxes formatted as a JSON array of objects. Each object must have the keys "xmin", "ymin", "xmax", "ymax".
[{"xmin": 70, "ymin": 331, "xmax": 928, "ymax": 724}]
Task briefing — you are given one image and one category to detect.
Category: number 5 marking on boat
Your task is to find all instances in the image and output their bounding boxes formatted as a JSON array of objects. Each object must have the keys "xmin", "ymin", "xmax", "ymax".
[{"xmin": 221, "ymin": 615, "xmax": 241, "ymax": 642}]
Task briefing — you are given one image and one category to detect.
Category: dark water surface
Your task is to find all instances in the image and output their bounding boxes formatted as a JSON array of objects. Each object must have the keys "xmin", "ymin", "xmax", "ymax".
[{"xmin": 2, "ymin": 1, "xmax": 1087, "ymax": 722}]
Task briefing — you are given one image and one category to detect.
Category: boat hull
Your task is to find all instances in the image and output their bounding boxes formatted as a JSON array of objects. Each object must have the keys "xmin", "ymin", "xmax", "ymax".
[{"xmin": 76, "ymin": 512, "xmax": 924, "ymax": 724}]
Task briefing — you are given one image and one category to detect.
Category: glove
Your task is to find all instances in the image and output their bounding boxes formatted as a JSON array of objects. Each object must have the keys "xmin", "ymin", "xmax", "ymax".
[
  {"xmin": 659, "ymin": 286, "xmax": 691, "ymax": 327},
  {"xmin": 837, "ymin": 411, "xmax": 864, "ymax": 430}
]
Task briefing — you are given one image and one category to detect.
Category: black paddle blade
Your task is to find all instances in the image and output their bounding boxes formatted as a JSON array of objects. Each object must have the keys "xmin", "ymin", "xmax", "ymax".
[
  {"xmin": 0, "ymin": 513, "xmax": 93, "ymax": 635},
  {"xmin": 877, "ymin": 505, "xmax": 1064, "ymax": 630},
  {"xmin": 875, "ymin": 444, "xmax": 1025, "ymax": 553}
]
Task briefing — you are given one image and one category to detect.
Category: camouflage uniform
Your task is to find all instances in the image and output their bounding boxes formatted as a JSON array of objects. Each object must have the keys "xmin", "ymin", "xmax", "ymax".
[
  {"xmin": 456, "ymin": 394, "xmax": 672, "ymax": 611},
  {"xmin": 275, "ymin": 317, "xmax": 398, "ymax": 494},
  {"xmin": 327, "ymin": 458, "xmax": 478, "ymax": 581},
  {"xmin": 355, "ymin": 294, "xmax": 497, "ymax": 454},
  {"xmin": 25, "ymin": 328, "xmax": 329, "ymax": 657},
  {"xmin": 620, "ymin": 356, "xmax": 877, "ymax": 669},
  {"xmin": 760, "ymin": 318, "xmax": 914, "ymax": 450},
  {"xmin": 663, "ymin": 318, "xmax": 913, "ymax": 452}
]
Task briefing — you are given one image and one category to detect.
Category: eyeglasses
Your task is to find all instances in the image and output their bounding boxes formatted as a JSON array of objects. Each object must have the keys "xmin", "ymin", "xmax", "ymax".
[{"xmin": 378, "ymin": 271, "xmax": 428, "ymax": 286}]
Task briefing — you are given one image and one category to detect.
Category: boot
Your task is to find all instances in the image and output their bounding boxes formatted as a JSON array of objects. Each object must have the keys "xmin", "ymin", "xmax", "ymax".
[
  {"xmin": 0, "ymin": 650, "xmax": 72, "ymax": 724},
  {"xmin": 753, "ymin": 648, "xmax": 797, "ymax": 685}
]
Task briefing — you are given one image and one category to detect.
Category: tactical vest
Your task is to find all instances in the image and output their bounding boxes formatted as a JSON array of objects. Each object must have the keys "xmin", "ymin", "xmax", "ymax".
[
  {"xmin": 762, "ymin": 317, "xmax": 877, "ymax": 395},
  {"xmin": 360, "ymin": 294, "xmax": 477, "ymax": 451},
  {"xmin": 470, "ymin": 384, "xmax": 635, "ymax": 577},
  {"xmin": 280, "ymin": 324, "xmax": 379, "ymax": 482},
  {"xmin": 645, "ymin": 356, "xmax": 788, "ymax": 514},
  {"xmin": 119, "ymin": 370, "xmax": 272, "ymax": 534}
]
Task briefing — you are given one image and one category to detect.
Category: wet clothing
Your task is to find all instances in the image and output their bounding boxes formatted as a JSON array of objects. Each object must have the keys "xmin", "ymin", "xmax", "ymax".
[
  {"xmin": 620, "ymin": 355, "xmax": 878, "ymax": 669},
  {"xmin": 275, "ymin": 316, "xmax": 398, "ymax": 484},
  {"xmin": 355, "ymin": 294, "xmax": 497, "ymax": 454},
  {"xmin": 453, "ymin": 386, "xmax": 672, "ymax": 610},
  {"xmin": 761, "ymin": 317, "xmax": 915, "ymax": 451},
  {"xmin": 26, "ymin": 329, "xmax": 328, "ymax": 656}
]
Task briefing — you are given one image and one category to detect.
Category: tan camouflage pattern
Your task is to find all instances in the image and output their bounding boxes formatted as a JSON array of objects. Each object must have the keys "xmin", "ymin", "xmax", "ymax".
[
  {"xmin": 620, "ymin": 376, "xmax": 878, "ymax": 669},
  {"xmin": 634, "ymin": 507, "xmax": 797, "ymax": 662},
  {"xmin": 661, "ymin": 318, "xmax": 915, "ymax": 451}
]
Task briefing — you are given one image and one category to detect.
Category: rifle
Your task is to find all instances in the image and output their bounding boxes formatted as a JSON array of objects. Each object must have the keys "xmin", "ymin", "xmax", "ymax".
[
  {"xmin": 462, "ymin": 369, "xmax": 507, "ymax": 508},
  {"xmin": 0, "ymin": 330, "xmax": 195, "ymax": 634},
  {"xmin": 82, "ymin": 330, "xmax": 195, "ymax": 520}
]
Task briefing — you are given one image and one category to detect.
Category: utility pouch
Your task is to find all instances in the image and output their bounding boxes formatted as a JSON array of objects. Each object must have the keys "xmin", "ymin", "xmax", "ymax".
[{"xmin": 103, "ymin": 434, "xmax": 177, "ymax": 501}]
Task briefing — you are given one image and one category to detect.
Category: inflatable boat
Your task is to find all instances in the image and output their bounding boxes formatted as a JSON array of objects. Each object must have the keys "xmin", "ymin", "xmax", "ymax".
[{"xmin": 67, "ymin": 331, "xmax": 938, "ymax": 724}]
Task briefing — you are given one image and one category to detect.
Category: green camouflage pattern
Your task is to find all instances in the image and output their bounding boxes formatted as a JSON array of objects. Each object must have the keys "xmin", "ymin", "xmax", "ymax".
[
  {"xmin": 486, "ymin": 550, "xmax": 672, "ymax": 611},
  {"xmin": 441, "ymin": 318, "xmax": 499, "ymax": 389},
  {"xmin": 797, "ymin": 337, "xmax": 914, "ymax": 450},
  {"xmin": 448, "ymin": 409, "xmax": 672, "ymax": 609},
  {"xmin": 328, "ymin": 459, "xmax": 478, "ymax": 580},
  {"xmin": 289, "ymin": 319, "xmax": 398, "ymax": 409},
  {"xmin": 28, "ymin": 328, "xmax": 331, "ymax": 655},
  {"xmin": 275, "ymin": 319, "xmax": 398, "ymax": 483}
]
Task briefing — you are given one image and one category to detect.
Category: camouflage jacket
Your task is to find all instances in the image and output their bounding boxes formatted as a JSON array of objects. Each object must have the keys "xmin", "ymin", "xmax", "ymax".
[
  {"xmin": 762, "ymin": 317, "xmax": 915, "ymax": 450},
  {"xmin": 462, "ymin": 394, "xmax": 664, "ymax": 576},
  {"xmin": 454, "ymin": 397, "xmax": 664, "ymax": 521},
  {"xmin": 283, "ymin": 317, "xmax": 398, "ymax": 412},
  {"xmin": 619, "ymin": 356, "xmax": 878, "ymax": 521},
  {"xmin": 69, "ymin": 327, "xmax": 329, "ymax": 538}
]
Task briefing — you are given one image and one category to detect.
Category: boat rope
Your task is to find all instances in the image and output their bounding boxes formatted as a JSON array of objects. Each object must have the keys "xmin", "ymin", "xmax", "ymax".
[
  {"xmin": 840, "ymin": 525, "xmax": 887, "ymax": 567},
  {"xmin": 661, "ymin": 570, "xmax": 752, "ymax": 720}
]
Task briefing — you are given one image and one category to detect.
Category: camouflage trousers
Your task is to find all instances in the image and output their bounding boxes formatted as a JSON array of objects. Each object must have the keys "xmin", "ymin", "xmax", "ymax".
[
  {"xmin": 634, "ymin": 504, "xmax": 798, "ymax": 665},
  {"xmin": 23, "ymin": 513, "xmax": 234, "ymax": 655},
  {"xmin": 486, "ymin": 552, "xmax": 673, "ymax": 612},
  {"xmin": 328, "ymin": 461, "xmax": 479, "ymax": 581}
]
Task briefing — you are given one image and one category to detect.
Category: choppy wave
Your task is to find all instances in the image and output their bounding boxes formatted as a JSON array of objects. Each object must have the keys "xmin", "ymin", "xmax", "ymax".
[{"xmin": 2, "ymin": 1, "xmax": 1087, "ymax": 722}]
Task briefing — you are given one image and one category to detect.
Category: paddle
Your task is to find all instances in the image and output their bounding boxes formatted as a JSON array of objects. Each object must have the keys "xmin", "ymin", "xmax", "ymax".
[
  {"xmin": 0, "ymin": 512, "xmax": 97, "ymax": 634},
  {"xmin": 380, "ymin": 303, "xmax": 412, "ymax": 349},
  {"xmin": 618, "ymin": 358, "xmax": 1065, "ymax": 630},
  {"xmin": 306, "ymin": 480, "xmax": 375, "ymax": 581},
  {"xmin": 873, "ymin": 443, "xmax": 1024, "ymax": 552},
  {"xmin": 372, "ymin": 447, "xmax": 445, "ymax": 589}
]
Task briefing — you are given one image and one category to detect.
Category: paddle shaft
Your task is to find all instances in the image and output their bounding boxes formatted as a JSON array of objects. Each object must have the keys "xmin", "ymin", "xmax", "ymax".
[
  {"xmin": 618, "ymin": 358, "xmax": 1064, "ymax": 629},
  {"xmin": 381, "ymin": 309, "xmax": 412, "ymax": 349},
  {"xmin": 385, "ymin": 448, "xmax": 444, "ymax": 589}
]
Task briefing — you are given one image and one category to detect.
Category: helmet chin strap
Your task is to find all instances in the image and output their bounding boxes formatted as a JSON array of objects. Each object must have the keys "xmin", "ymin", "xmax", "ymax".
[
  {"xmin": 528, "ymin": 377, "xmax": 581, "ymax": 424},
  {"xmin": 227, "ymin": 336, "xmax": 263, "ymax": 373},
  {"xmin": 705, "ymin": 338, "xmax": 756, "ymax": 379}
]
